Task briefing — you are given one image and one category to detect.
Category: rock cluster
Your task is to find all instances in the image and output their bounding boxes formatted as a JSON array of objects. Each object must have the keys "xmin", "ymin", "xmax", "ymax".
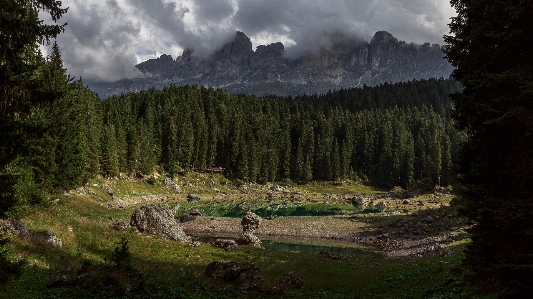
[
  {"xmin": 1, "ymin": 219, "xmax": 63, "ymax": 248},
  {"xmin": 130, "ymin": 204, "xmax": 191, "ymax": 243},
  {"xmin": 350, "ymin": 194, "xmax": 387, "ymax": 212},
  {"xmin": 164, "ymin": 177, "xmax": 181, "ymax": 193}
]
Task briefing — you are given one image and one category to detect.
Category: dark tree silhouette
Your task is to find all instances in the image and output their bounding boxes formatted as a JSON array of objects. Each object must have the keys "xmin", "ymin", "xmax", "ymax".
[{"xmin": 444, "ymin": 0, "xmax": 533, "ymax": 296}]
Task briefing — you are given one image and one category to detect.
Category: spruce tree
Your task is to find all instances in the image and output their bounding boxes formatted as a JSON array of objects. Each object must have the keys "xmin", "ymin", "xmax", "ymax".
[{"xmin": 445, "ymin": 0, "xmax": 533, "ymax": 295}]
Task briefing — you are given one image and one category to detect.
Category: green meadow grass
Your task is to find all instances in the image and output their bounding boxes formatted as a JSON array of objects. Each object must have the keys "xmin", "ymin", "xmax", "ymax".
[{"xmin": 1, "ymin": 178, "xmax": 494, "ymax": 299}]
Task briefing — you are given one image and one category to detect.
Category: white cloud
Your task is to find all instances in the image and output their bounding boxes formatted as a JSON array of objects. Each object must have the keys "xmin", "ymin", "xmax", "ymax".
[{"xmin": 46, "ymin": 0, "xmax": 456, "ymax": 82}]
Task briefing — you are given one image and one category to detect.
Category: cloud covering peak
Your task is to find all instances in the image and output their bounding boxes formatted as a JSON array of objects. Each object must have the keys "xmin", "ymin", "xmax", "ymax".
[{"xmin": 47, "ymin": 0, "xmax": 455, "ymax": 82}]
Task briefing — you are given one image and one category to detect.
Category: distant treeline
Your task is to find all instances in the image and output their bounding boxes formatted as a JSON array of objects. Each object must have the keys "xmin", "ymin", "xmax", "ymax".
[
  {"xmin": 1, "ymin": 42, "xmax": 464, "ymax": 215},
  {"xmin": 98, "ymin": 78, "xmax": 463, "ymax": 188}
]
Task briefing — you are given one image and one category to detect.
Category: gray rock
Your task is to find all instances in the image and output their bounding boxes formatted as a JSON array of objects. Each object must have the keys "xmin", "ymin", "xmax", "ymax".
[
  {"xmin": 241, "ymin": 211, "xmax": 261, "ymax": 232},
  {"xmin": 235, "ymin": 232, "xmax": 262, "ymax": 247},
  {"xmin": 238, "ymin": 270, "xmax": 264, "ymax": 291},
  {"xmin": 214, "ymin": 239, "xmax": 240, "ymax": 251},
  {"xmin": 164, "ymin": 177, "xmax": 181, "ymax": 193},
  {"xmin": 102, "ymin": 184, "xmax": 114, "ymax": 196},
  {"xmin": 351, "ymin": 194, "xmax": 369, "ymax": 206},
  {"xmin": 36, "ymin": 231, "xmax": 63, "ymax": 248},
  {"xmin": 0, "ymin": 219, "xmax": 30, "ymax": 238},
  {"xmin": 110, "ymin": 220, "xmax": 129, "ymax": 231},
  {"xmin": 271, "ymin": 184, "xmax": 283, "ymax": 192},
  {"xmin": 130, "ymin": 204, "xmax": 191, "ymax": 243}
]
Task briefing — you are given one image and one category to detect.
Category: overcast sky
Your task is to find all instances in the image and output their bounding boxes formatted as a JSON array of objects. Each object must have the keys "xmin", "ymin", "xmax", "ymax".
[{"xmin": 44, "ymin": 0, "xmax": 456, "ymax": 82}]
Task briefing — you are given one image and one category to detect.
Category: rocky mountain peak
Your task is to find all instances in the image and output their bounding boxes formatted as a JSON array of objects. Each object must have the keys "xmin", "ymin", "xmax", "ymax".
[
  {"xmin": 214, "ymin": 31, "xmax": 254, "ymax": 64},
  {"xmin": 255, "ymin": 42, "xmax": 284, "ymax": 58},
  {"xmin": 89, "ymin": 31, "xmax": 453, "ymax": 98},
  {"xmin": 371, "ymin": 31, "xmax": 398, "ymax": 44}
]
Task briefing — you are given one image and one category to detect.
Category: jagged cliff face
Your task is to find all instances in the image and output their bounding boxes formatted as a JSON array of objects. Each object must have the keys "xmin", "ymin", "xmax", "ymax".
[{"xmin": 89, "ymin": 31, "xmax": 453, "ymax": 97}]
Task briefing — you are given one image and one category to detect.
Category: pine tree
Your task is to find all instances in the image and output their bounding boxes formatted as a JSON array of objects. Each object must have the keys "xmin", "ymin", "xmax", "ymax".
[{"xmin": 444, "ymin": 0, "xmax": 533, "ymax": 294}]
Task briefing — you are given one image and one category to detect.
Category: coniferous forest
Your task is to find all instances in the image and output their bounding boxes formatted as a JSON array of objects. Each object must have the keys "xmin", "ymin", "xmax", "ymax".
[
  {"xmin": 1, "ymin": 37, "xmax": 464, "ymax": 217},
  {"xmin": 100, "ymin": 79, "xmax": 463, "ymax": 188}
]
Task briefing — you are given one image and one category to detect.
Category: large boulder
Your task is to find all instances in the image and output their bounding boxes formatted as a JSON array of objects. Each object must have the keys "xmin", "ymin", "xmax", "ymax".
[
  {"xmin": 241, "ymin": 211, "xmax": 261, "ymax": 232},
  {"xmin": 130, "ymin": 204, "xmax": 191, "ymax": 243}
]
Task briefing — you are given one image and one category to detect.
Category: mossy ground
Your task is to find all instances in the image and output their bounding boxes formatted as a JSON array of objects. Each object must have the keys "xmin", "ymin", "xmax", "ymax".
[{"xmin": 1, "ymin": 175, "xmax": 495, "ymax": 298}]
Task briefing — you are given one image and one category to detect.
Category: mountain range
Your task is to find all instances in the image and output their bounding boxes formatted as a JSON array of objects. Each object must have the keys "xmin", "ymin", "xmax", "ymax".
[{"xmin": 87, "ymin": 31, "xmax": 453, "ymax": 98}]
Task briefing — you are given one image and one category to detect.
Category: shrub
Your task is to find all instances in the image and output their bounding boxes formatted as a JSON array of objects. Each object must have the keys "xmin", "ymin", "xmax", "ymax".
[{"xmin": 112, "ymin": 235, "xmax": 131, "ymax": 269}]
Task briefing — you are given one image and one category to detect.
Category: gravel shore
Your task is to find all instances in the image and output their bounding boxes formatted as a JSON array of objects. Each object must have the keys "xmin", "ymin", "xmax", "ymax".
[{"xmin": 181, "ymin": 208, "xmax": 470, "ymax": 258}]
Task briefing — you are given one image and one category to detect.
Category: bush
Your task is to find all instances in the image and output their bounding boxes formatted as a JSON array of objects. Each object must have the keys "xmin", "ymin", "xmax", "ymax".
[{"xmin": 112, "ymin": 235, "xmax": 131, "ymax": 269}]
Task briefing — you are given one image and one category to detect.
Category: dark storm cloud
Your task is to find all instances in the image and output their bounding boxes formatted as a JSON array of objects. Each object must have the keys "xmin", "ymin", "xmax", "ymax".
[
  {"xmin": 129, "ymin": 0, "xmax": 236, "ymax": 58},
  {"xmin": 233, "ymin": 0, "xmax": 452, "ymax": 58},
  {"xmin": 50, "ymin": 0, "xmax": 454, "ymax": 82},
  {"xmin": 192, "ymin": 0, "xmax": 235, "ymax": 24},
  {"xmin": 53, "ymin": 1, "xmax": 143, "ymax": 81}
]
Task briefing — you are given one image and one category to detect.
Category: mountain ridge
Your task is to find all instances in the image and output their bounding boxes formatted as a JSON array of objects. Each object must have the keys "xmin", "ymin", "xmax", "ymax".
[{"xmin": 88, "ymin": 31, "xmax": 453, "ymax": 98}]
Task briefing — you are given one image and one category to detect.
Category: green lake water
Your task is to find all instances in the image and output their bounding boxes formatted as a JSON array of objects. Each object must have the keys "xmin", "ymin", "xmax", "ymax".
[{"xmin": 195, "ymin": 235, "xmax": 365, "ymax": 257}]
